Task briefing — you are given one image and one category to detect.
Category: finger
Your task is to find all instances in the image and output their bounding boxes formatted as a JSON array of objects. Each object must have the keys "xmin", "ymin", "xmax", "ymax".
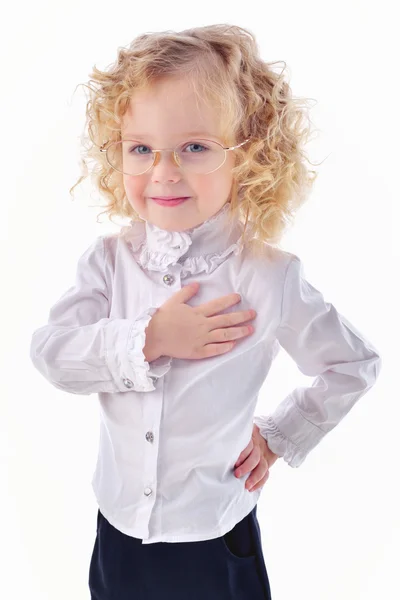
[
  {"xmin": 234, "ymin": 439, "xmax": 254, "ymax": 468},
  {"xmin": 207, "ymin": 309, "xmax": 257, "ymax": 331},
  {"xmin": 164, "ymin": 282, "xmax": 200, "ymax": 306},
  {"xmin": 244, "ymin": 458, "xmax": 269, "ymax": 488},
  {"xmin": 245, "ymin": 463, "xmax": 264, "ymax": 489},
  {"xmin": 235, "ymin": 445, "xmax": 259, "ymax": 476},
  {"xmin": 193, "ymin": 341, "xmax": 236, "ymax": 359},
  {"xmin": 247, "ymin": 470, "xmax": 270, "ymax": 492},
  {"xmin": 207, "ymin": 324, "xmax": 254, "ymax": 344},
  {"xmin": 196, "ymin": 293, "xmax": 242, "ymax": 318}
]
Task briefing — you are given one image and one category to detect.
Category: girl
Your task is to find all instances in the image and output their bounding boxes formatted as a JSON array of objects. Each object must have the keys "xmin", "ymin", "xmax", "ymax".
[{"xmin": 30, "ymin": 24, "xmax": 382, "ymax": 600}]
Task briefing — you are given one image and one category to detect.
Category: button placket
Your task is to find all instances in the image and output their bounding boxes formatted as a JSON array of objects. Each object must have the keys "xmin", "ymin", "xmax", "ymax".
[{"xmin": 144, "ymin": 429, "xmax": 155, "ymax": 496}]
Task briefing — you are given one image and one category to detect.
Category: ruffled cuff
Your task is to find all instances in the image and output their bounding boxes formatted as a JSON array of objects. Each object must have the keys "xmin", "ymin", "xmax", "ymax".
[
  {"xmin": 125, "ymin": 307, "xmax": 172, "ymax": 392},
  {"xmin": 253, "ymin": 414, "xmax": 306, "ymax": 468}
]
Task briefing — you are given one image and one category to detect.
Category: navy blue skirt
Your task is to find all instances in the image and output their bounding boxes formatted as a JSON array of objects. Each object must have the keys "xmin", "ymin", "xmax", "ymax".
[{"xmin": 88, "ymin": 504, "xmax": 272, "ymax": 599}]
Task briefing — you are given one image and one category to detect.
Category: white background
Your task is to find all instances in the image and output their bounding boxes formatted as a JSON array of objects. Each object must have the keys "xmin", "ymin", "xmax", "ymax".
[{"xmin": 2, "ymin": 1, "xmax": 397, "ymax": 599}]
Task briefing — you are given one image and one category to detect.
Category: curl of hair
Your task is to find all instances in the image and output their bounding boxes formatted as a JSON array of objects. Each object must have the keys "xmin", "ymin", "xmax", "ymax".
[{"xmin": 70, "ymin": 23, "xmax": 325, "ymax": 250}]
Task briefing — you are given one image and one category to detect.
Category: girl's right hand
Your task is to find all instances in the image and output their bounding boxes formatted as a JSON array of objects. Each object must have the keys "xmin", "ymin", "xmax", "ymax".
[{"xmin": 143, "ymin": 282, "xmax": 257, "ymax": 362}]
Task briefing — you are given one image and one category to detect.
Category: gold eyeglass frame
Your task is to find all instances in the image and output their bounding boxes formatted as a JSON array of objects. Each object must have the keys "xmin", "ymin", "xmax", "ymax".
[{"xmin": 99, "ymin": 137, "xmax": 251, "ymax": 176}]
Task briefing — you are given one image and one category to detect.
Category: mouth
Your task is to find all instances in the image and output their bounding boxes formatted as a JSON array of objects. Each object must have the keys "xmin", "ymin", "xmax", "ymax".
[{"xmin": 150, "ymin": 196, "xmax": 191, "ymax": 207}]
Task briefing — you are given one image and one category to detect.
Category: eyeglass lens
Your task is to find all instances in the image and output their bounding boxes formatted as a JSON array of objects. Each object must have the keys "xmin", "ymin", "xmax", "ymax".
[{"xmin": 106, "ymin": 140, "xmax": 226, "ymax": 176}]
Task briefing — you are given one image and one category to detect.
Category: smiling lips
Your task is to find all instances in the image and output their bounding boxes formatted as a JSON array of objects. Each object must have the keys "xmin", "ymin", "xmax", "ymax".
[
  {"xmin": 151, "ymin": 196, "xmax": 191, "ymax": 206},
  {"xmin": 151, "ymin": 196, "xmax": 191, "ymax": 200}
]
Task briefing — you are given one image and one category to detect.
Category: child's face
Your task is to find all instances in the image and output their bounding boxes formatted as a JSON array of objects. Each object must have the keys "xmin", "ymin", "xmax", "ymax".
[{"xmin": 120, "ymin": 76, "xmax": 235, "ymax": 232}]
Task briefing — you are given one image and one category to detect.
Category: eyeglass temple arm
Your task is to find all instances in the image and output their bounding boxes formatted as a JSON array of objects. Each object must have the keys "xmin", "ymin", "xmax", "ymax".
[{"xmin": 223, "ymin": 138, "xmax": 250, "ymax": 151}]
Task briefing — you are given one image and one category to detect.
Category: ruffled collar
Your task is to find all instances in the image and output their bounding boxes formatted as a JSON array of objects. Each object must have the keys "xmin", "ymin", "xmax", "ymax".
[{"xmin": 120, "ymin": 202, "xmax": 247, "ymax": 278}]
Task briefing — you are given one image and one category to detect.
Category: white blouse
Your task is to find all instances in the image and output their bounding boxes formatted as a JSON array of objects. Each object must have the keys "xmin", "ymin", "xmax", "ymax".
[{"xmin": 30, "ymin": 202, "xmax": 382, "ymax": 544}]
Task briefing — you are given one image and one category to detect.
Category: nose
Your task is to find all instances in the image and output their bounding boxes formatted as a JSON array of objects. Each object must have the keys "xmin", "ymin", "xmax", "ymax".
[{"xmin": 150, "ymin": 149, "xmax": 182, "ymax": 183}]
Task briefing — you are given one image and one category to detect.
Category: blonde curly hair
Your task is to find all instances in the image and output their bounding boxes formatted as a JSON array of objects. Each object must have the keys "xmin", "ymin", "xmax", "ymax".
[{"xmin": 70, "ymin": 23, "xmax": 323, "ymax": 249}]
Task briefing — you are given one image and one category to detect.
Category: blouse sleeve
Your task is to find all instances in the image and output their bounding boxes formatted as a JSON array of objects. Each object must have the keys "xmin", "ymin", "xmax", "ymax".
[
  {"xmin": 253, "ymin": 254, "xmax": 382, "ymax": 468},
  {"xmin": 29, "ymin": 236, "xmax": 171, "ymax": 395}
]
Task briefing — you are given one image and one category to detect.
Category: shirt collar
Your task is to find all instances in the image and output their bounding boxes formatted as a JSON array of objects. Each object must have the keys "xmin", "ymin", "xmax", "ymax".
[{"xmin": 122, "ymin": 202, "xmax": 248, "ymax": 277}]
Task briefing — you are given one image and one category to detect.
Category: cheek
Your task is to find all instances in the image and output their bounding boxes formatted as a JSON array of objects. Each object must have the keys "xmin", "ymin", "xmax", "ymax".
[
  {"xmin": 123, "ymin": 176, "xmax": 148, "ymax": 210},
  {"xmin": 122, "ymin": 176, "xmax": 149, "ymax": 218},
  {"xmin": 191, "ymin": 169, "xmax": 233, "ymax": 196},
  {"xmin": 123, "ymin": 175, "xmax": 146, "ymax": 196},
  {"xmin": 206, "ymin": 172, "xmax": 234, "ymax": 197}
]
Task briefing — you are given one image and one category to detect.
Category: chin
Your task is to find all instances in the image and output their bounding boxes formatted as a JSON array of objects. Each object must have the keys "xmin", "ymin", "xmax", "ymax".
[
  {"xmin": 146, "ymin": 206, "xmax": 204, "ymax": 232},
  {"xmin": 153, "ymin": 217, "xmax": 201, "ymax": 232}
]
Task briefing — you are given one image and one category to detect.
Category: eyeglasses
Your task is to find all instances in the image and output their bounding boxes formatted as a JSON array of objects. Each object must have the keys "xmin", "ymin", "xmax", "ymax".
[{"xmin": 99, "ymin": 138, "xmax": 250, "ymax": 176}]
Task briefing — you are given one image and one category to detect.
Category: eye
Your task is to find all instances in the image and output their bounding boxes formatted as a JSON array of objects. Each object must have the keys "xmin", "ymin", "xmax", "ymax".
[
  {"xmin": 183, "ymin": 142, "xmax": 208, "ymax": 153},
  {"xmin": 129, "ymin": 144, "xmax": 152, "ymax": 155}
]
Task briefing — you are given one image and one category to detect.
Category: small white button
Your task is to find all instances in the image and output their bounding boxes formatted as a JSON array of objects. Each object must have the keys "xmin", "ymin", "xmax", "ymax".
[
  {"xmin": 145, "ymin": 431, "xmax": 154, "ymax": 443},
  {"xmin": 123, "ymin": 378, "xmax": 133, "ymax": 388},
  {"xmin": 144, "ymin": 487, "xmax": 152, "ymax": 496}
]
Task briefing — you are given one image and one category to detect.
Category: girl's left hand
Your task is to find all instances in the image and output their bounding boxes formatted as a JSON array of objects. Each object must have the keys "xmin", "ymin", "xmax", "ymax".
[{"xmin": 234, "ymin": 423, "xmax": 280, "ymax": 492}]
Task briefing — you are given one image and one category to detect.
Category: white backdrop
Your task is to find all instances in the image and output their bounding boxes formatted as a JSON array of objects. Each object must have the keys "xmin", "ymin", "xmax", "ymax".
[{"xmin": 2, "ymin": 1, "xmax": 397, "ymax": 599}]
